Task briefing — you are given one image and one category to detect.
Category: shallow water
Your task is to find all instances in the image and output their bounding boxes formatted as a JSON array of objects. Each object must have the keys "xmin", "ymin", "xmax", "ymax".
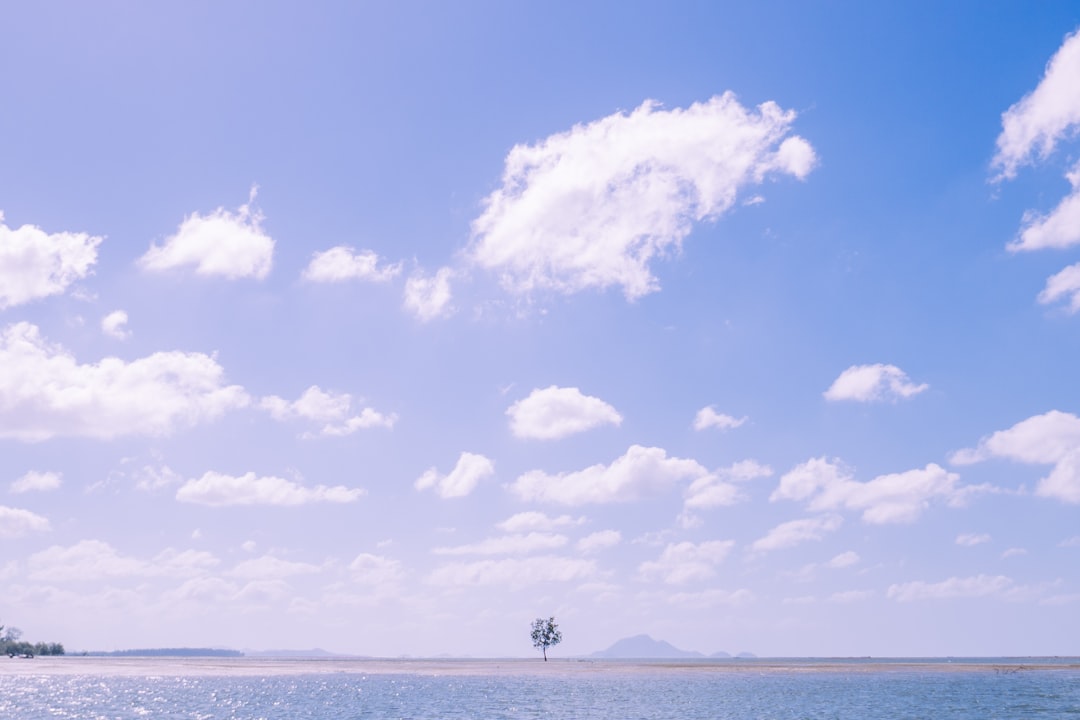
[{"xmin": 2, "ymin": 660, "xmax": 1079, "ymax": 719}]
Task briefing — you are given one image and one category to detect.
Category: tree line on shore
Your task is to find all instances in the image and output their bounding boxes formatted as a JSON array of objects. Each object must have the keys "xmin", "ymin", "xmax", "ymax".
[{"xmin": 1, "ymin": 624, "xmax": 64, "ymax": 657}]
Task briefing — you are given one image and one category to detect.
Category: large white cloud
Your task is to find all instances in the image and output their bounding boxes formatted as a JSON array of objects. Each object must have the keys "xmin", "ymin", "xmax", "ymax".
[
  {"xmin": 951, "ymin": 410, "xmax": 1080, "ymax": 503},
  {"xmin": 176, "ymin": 471, "xmax": 365, "ymax": 506},
  {"xmin": 751, "ymin": 514, "xmax": 842, "ymax": 552},
  {"xmin": 506, "ymin": 385, "xmax": 622, "ymax": 440},
  {"xmin": 683, "ymin": 459, "xmax": 772, "ymax": 511},
  {"xmin": 823, "ymin": 364, "xmax": 928, "ymax": 403},
  {"xmin": 771, "ymin": 457, "xmax": 976, "ymax": 524},
  {"xmin": 495, "ymin": 511, "xmax": 584, "ymax": 533},
  {"xmin": 1010, "ymin": 163, "xmax": 1080, "ymax": 253},
  {"xmin": 10, "ymin": 470, "xmax": 61, "ymax": 494},
  {"xmin": 427, "ymin": 555, "xmax": 596, "ymax": 588},
  {"xmin": 415, "ymin": 452, "xmax": 495, "ymax": 499},
  {"xmin": 1039, "ymin": 261, "xmax": 1080, "ymax": 312},
  {"xmin": 0, "ymin": 211, "xmax": 102, "ymax": 309},
  {"xmin": 139, "ymin": 188, "xmax": 274, "ymax": 279},
  {"xmin": 992, "ymin": 29, "xmax": 1080, "ymax": 181},
  {"xmin": 301, "ymin": 246, "xmax": 402, "ymax": 283},
  {"xmin": 260, "ymin": 385, "xmax": 396, "ymax": 437},
  {"xmin": 468, "ymin": 94, "xmax": 815, "ymax": 300},
  {"xmin": 509, "ymin": 445, "xmax": 709, "ymax": 505},
  {"xmin": 0, "ymin": 505, "xmax": 51, "ymax": 537},
  {"xmin": 638, "ymin": 540, "xmax": 734, "ymax": 584},
  {"xmin": 0, "ymin": 322, "xmax": 249, "ymax": 441}
]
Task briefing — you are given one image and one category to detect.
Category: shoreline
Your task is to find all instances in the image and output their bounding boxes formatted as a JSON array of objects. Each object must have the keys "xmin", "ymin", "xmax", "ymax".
[{"xmin": 1, "ymin": 656, "xmax": 1078, "ymax": 677}]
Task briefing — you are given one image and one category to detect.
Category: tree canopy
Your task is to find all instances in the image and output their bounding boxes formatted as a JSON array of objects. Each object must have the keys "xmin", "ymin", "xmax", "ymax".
[{"xmin": 530, "ymin": 617, "xmax": 562, "ymax": 661}]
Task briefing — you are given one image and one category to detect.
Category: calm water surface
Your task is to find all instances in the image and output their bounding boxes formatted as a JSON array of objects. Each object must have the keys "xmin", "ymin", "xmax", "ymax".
[{"xmin": 2, "ymin": 662, "xmax": 1078, "ymax": 719}]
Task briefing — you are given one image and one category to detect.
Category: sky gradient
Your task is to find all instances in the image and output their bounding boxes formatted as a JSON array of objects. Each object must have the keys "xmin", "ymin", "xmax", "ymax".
[{"xmin": 2, "ymin": 1, "xmax": 1080, "ymax": 657}]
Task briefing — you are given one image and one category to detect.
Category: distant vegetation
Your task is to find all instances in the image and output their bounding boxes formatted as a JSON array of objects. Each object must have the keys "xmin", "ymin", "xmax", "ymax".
[{"xmin": 0, "ymin": 625, "xmax": 64, "ymax": 657}]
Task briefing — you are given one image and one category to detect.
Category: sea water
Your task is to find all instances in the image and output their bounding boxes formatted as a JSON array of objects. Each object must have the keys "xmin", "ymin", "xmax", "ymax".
[{"xmin": 1, "ymin": 660, "xmax": 1078, "ymax": 719}]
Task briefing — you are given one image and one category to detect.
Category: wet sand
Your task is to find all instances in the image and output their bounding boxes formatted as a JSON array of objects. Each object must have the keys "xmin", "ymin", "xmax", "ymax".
[{"xmin": 0, "ymin": 656, "xmax": 1077, "ymax": 677}]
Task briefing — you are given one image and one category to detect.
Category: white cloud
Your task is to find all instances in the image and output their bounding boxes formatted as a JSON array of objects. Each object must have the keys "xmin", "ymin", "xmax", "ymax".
[
  {"xmin": 577, "ymin": 530, "xmax": 621, "ymax": 553},
  {"xmin": 403, "ymin": 267, "xmax": 454, "ymax": 321},
  {"xmin": 510, "ymin": 444, "xmax": 709, "ymax": 505},
  {"xmin": 751, "ymin": 514, "xmax": 842, "ymax": 552},
  {"xmin": 0, "ymin": 322, "xmax": 249, "ymax": 441},
  {"xmin": 415, "ymin": 452, "xmax": 495, "ymax": 499},
  {"xmin": 1060, "ymin": 536, "xmax": 1080, "ymax": 548},
  {"xmin": 27, "ymin": 540, "xmax": 145, "ymax": 582},
  {"xmin": 771, "ymin": 457, "xmax": 977, "ymax": 524},
  {"xmin": 683, "ymin": 459, "xmax": 772, "ymax": 510},
  {"xmin": 139, "ymin": 187, "xmax": 273, "ymax": 279},
  {"xmin": 468, "ymin": 94, "xmax": 815, "ymax": 300},
  {"xmin": 427, "ymin": 555, "xmax": 596, "ymax": 588},
  {"xmin": 507, "ymin": 385, "xmax": 622, "ymax": 439},
  {"xmin": 1011, "ymin": 164, "xmax": 1080, "ymax": 252},
  {"xmin": 887, "ymin": 574, "xmax": 1016, "ymax": 602},
  {"xmin": 10, "ymin": 470, "xmax": 61, "ymax": 494},
  {"xmin": 0, "ymin": 506, "xmax": 50, "ymax": 537},
  {"xmin": 951, "ymin": 410, "xmax": 1080, "ymax": 503},
  {"xmin": 639, "ymin": 540, "xmax": 735, "ymax": 584},
  {"xmin": 349, "ymin": 553, "xmax": 404, "ymax": 586},
  {"xmin": 301, "ymin": 246, "xmax": 402, "ymax": 283},
  {"xmin": 1002, "ymin": 547, "xmax": 1028, "ymax": 558},
  {"xmin": 823, "ymin": 364, "xmax": 928, "ymax": 403},
  {"xmin": 433, "ymin": 532, "xmax": 567, "ymax": 556},
  {"xmin": 100, "ymin": 310, "xmax": 131, "ymax": 340},
  {"xmin": 1039, "ymin": 261, "xmax": 1080, "ymax": 313},
  {"xmin": 692, "ymin": 406, "xmax": 746, "ymax": 432},
  {"xmin": 0, "ymin": 211, "xmax": 102, "ymax": 309},
  {"xmin": 133, "ymin": 464, "xmax": 183, "ymax": 492},
  {"xmin": 956, "ymin": 533, "xmax": 991, "ymax": 547},
  {"xmin": 176, "ymin": 471, "xmax": 365, "ymax": 506},
  {"xmin": 229, "ymin": 555, "xmax": 323, "ymax": 580},
  {"xmin": 992, "ymin": 29, "xmax": 1080, "ymax": 181},
  {"xmin": 495, "ymin": 511, "xmax": 585, "ymax": 533},
  {"xmin": 827, "ymin": 551, "xmax": 860, "ymax": 569},
  {"xmin": 260, "ymin": 385, "xmax": 396, "ymax": 437}
]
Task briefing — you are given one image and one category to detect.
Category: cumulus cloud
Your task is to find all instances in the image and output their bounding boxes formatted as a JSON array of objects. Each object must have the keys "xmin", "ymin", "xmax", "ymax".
[
  {"xmin": 176, "ymin": 471, "xmax": 365, "ymax": 506},
  {"xmin": 507, "ymin": 386, "xmax": 622, "ymax": 439},
  {"xmin": 496, "ymin": 511, "xmax": 585, "ymax": 533},
  {"xmin": 692, "ymin": 406, "xmax": 747, "ymax": 432},
  {"xmin": 638, "ymin": 540, "xmax": 735, "ymax": 584},
  {"xmin": 1010, "ymin": 163, "xmax": 1080, "ymax": 252},
  {"xmin": 350, "ymin": 553, "xmax": 404, "ymax": 587},
  {"xmin": 950, "ymin": 410, "xmax": 1080, "ymax": 503},
  {"xmin": 0, "ymin": 506, "xmax": 51, "ymax": 537},
  {"xmin": 0, "ymin": 211, "xmax": 102, "ymax": 309},
  {"xmin": 10, "ymin": 470, "xmax": 61, "ymax": 494},
  {"xmin": 433, "ymin": 532, "xmax": 567, "ymax": 556},
  {"xmin": 510, "ymin": 445, "xmax": 709, "ymax": 505},
  {"xmin": 415, "ymin": 452, "xmax": 495, "ymax": 499},
  {"xmin": 577, "ymin": 530, "xmax": 621, "ymax": 554},
  {"xmin": 468, "ymin": 94, "xmax": 815, "ymax": 300},
  {"xmin": 887, "ymin": 574, "xmax": 1016, "ymax": 602},
  {"xmin": 827, "ymin": 551, "xmax": 860, "ymax": 569},
  {"xmin": 956, "ymin": 533, "xmax": 991, "ymax": 547},
  {"xmin": 403, "ymin": 267, "xmax": 454, "ymax": 321},
  {"xmin": 25, "ymin": 540, "xmax": 216, "ymax": 582},
  {"xmin": 0, "ymin": 322, "xmax": 249, "ymax": 441},
  {"xmin": 427, "ymin": 555, "xmax": 596, "ymax": 588},
  {"xmin": 101, "ymin": 310, "xmax": 131, "ymax": 340},
  {"xmin": 992, "ymin": 29, "xmax": 1080, "ymax": 181},
  {"xmin": 683, "ymin": 459, "xmax": 772, "ymax": 511},
  {"xmin": 751, "ymin": 514, "xmax": 842, "ymax": 552},
  {"xmin": 823, "ymin": 364, "xmax": 928, "ymax": 403},
  {"xmin": 260, "ymin": 385, "xmax": 396, "ymax": 437},
  {"xmin": 771, "ymin": 457, "xmax": 979, "ymax": 524},
  {"xmin": 1038, "ymin": 261, "xmax": 1080, "ymax": 312},
  {"xmin": 229, "ymin": 555, "xmax": 323, "ymax": 580},
  {"xmin": 301, "ymin": 246, "xmax": 402, "ymax": 283},
  {"xmin": 139, "ymin": 187, "xmax": 273, "ymax": 279}
]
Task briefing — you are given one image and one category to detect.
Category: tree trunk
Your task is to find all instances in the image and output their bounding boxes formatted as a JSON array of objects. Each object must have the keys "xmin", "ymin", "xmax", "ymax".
[{"xmin": 543, "ymin": 646, "xmax": 548, "ymax": 661}]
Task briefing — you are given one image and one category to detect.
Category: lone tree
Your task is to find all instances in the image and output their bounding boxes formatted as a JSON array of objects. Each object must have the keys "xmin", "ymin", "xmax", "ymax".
[{"xmin": 530, "ymin": 616, "xmax": 562, "ymax": 661}]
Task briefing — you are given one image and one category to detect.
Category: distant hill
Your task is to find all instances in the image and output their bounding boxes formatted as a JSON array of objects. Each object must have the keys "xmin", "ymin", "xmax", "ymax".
[
  {"xmin": 590, "ymin": 635, "xmax": 705, "ymax": 659},
  {"xmin": 85, "ymin": 648, "xmax": 242, "ymax": 657},
  {"xmin": 244, "ymin": 648, "xmax": 360, "ymax": 658}
]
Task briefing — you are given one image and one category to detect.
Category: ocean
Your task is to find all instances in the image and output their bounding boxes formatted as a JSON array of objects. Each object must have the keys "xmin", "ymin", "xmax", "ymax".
[{"xmin": 1, "ymin": 658, "xmax": 1077, "ymax": 718}]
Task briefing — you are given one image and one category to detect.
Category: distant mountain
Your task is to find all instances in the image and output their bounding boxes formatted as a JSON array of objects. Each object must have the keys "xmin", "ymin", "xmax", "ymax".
[
  {"xmin": 85, "ymin": 648, "xmax": 242, "ymax": 657},
  {"xmin": 590, "ymin": 635, "xmax": 705, "ymax": 659}
]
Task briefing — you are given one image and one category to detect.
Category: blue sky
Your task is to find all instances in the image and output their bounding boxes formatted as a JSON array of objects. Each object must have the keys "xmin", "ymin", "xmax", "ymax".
[{"xmin": 2, "ymin": 1, "xmax": 1080, "ymax": 657}]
